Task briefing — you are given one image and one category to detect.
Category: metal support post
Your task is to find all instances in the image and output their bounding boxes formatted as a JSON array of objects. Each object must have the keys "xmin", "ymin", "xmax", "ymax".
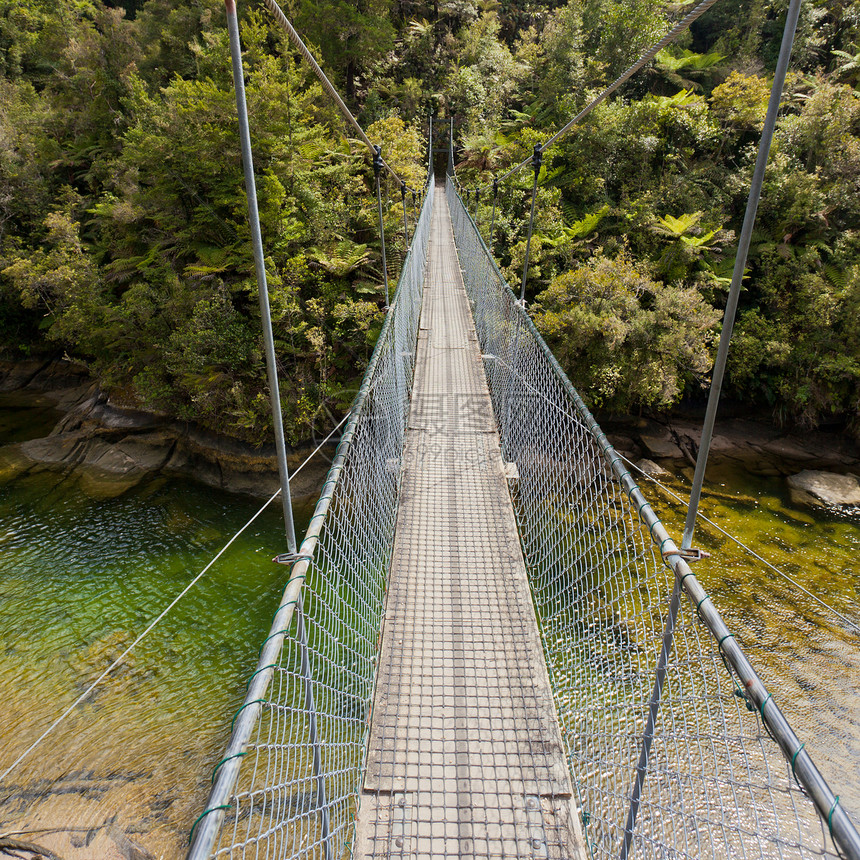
[
  {"xmin": 619, "ymin": 3, "xmax": 803, "ymax": 855},
  {"xmin": 619, "ymin": 582, "xmax": 681, "ymax": 860},
  {"xmin": 489, "ymin": 178, "xmax": 499, "ymax": 255},
  {"xmin": 225, "ymin": 0, "xmax": 297, "ymax": 556},
  {"xmin": 400, "ymin": 181, "xmax": 410, "ymax": 248},
  {"xmin": 448, "ymin": 116, "xmax": 454, "ymax": 177},
  {"xmin": 474, "ymin": 188, "xmax": 480, "ymax": 230},
  {"xmin": 374, "ymin": 145, "xmax": 390, "ymax": 308},
  {"xmin": 412, "ymin": 189, "xmax": 418, "ymax": 230},
  {"xmin": 297, "ymin": 597, "xmax": 332, "ymax": 860},
  {"xmin": 520, "ymin": 144, "xmax": 542, "ymax": 303},
  {"xmin": 428, "ymin": 114, "xmax": 433, "ymax": 178},
  {"xmin": 681, "ymin": 0, "xmax": 803, "ymax": 551}
]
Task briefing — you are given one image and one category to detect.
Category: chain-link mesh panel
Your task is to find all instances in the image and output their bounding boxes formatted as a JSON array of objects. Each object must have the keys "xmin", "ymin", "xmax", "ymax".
[
  {"xmin": 445, "ymin": 177, "xmax": 851, "ymax": 860},
  {"xmin": 188, "ymin": 180, "xmax": 434, "ymax": 860}
]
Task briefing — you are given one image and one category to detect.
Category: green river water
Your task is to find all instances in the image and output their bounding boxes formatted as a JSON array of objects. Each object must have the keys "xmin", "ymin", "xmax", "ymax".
[{"xmin": 0, "ymin": 394, "xmax": 857, "ymax": 857}]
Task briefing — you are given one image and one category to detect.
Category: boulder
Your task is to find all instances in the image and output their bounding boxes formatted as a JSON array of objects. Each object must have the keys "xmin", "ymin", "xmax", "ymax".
[
  {"xmin": 635, "ymin": 458, "xmax": 671, "ymax": 478},
  {"xmin": 787, "ymin": 470, "xmax": 860, "ymax": 509},
  {"xmin": 638, "ymin": 427, "xmax": 683, "ymax": 459},
  {"xmin": 605, "ymin": 433, "xmax": 640, "ymax": 460}
]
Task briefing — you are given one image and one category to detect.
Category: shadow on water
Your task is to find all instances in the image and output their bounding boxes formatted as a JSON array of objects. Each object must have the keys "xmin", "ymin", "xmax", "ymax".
[
  {"xmin": 0, "ymin": 393, "xmax": 63, "ymax": 445},
  {"xmin": 0, "ymin": 454, "xmax": 314, "ymax": 859}
]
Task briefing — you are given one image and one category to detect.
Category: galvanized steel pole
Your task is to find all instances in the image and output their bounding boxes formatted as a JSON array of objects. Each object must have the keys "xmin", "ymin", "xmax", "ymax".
[
  {"xmin": 519, "ymin": 145, "xmax": 542, "ymax": 303},
  {"xmin": 621, "ymin": 3, "xmax": 805, "ymax": 853},
  {"xmin": 297, "ymin": 597, "xmax": 332, "ymax": 860},
  {"xmin": 489, "ymin": 179, "xmax": 499, "ymax": 254},
  {"xmin": 428, "ymin": 114, "xmax": 434, "ymax": 178},
  {"xmin": 225, "ymin": 0, "xmax": 297, "ymax": 556},
  {"xmin": 374, "ymin": 145, "xmax": 390, "ymax": 307},
  {"xmin": 401, "ymin": 181, "xmax": 410, "ymax": 249},
  {"xmin": 682, "ymin": 0, "xmax": 802, "ymax": 551}
]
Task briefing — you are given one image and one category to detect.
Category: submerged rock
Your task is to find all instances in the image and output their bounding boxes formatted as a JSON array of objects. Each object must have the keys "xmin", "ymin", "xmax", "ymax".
[
  {"xmin": 635, "ymin": 458, "xmax": 671, "ymax": 478},
  {"xmin": 638, "ymin": 427, "xmax": 682, "ymax": 459},
  {"xmin": 787, "ymin": 470, "xmax": 860, "ymax": 509}
]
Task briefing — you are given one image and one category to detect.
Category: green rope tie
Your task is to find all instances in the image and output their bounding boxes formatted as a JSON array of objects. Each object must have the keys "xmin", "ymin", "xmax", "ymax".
[
  {"xmin": 679, "ymin": 571, "xmax": 696, "ymax": 589},
  {"xmin": 272, "ymin": 599, "xmax": 298, "ymax": 622},
  {"xmin": 790, "ymin": 743, "xmax": 805, "ymax": 776},
  {"xmin": 259, "ymin": 629, "xmax": 289, "ymax": 653},
  {"xmin": 659, "ymin": 538, "xmax": 673, "ymax": 554},
  {"xmin": 212, "ymin": 750, "xmax": 247, "ymax": 784},
  {"xmin": 696, "ymin": 593, "xmax": 711, "ymax": 612},
  {"xmin": 759, "ymin": 692, "xmax": 773, "ymax": 722},
  {"xmin": 828, "ymin": 796, "xmax": 841, "ymax": 839},
  {"xmin": 637, "ymin": 500, "xmax": 652, "ymax": 518},
  {"xmin": 246, "ymin": 663, "xmax": 279, "ymax": 689},
  {"xmin": 716, "ymin": 633, "xmax": 753, "ymax": 711},
  {"xmin": 188, "ymin": 804, "xmax": 232, "ymax": 843},
  {"xmin": 231, "ymin": 698, "xmax": 268, "ymax": 733}
]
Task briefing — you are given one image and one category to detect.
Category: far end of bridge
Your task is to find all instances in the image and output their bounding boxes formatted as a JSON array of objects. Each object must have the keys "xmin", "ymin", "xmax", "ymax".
[{"xmin": 351, "ymin": 184, "xmax": 588, "ymax": 859}]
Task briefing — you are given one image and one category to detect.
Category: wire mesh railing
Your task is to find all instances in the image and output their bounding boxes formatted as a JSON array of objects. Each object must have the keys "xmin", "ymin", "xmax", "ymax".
[
  {"xmin": 187, "ymin": 177, "xmax": 434, "ymax": 860},
  {"xmin": 445, "ymin": 176, "xmax": 860, "ymax": 860}
]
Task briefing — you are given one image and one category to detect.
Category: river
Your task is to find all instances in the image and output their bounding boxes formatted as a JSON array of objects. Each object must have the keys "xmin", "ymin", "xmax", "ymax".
[{"xmin": 0, "ymin": 395, "xmax": 857, "ymax": 857}]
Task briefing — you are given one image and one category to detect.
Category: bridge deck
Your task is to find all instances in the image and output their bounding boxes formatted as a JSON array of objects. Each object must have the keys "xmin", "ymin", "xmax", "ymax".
[{"xmin": 353, "ymin": 188, "xmax": 587, "ymax": 859}]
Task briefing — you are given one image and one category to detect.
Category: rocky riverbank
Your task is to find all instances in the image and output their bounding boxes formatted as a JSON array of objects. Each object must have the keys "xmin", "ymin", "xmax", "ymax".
[
  {"xmin": 598, "ymin": 413, "xmax": 860, "ymax": 510},
  {"xmin": 599, "ymin": 413, "xmax": 859, "ymax": 474},
  {"xmin": 3, "ymin": 358, "xmax": 859, "ymax": 508},
  {"xmin": 0, "ymin": 359, "xmax": 334, "ymax": 501}
]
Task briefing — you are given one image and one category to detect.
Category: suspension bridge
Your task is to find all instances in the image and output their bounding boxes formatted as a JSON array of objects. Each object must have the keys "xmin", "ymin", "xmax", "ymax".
[
  {"xmin": 2, "ymin": 0, "xmax": 859, "ymax": 856},
  {"xmin": 178, "ymin": 0, "xmax": 860, "ymax": 850}
]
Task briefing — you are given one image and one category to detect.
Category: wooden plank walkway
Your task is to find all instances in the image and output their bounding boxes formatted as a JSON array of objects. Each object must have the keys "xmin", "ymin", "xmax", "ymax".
[{"xmin": 352, "ymin": 186, "xmax": 587, "ymax": 859}]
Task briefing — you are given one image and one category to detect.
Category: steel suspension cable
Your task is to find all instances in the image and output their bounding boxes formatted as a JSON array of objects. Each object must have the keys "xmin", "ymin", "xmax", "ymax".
[
  {"xmin": 485, "ymin": 0, "xmax": 722, "ymax": 189},
  {"xmin": 260, "ymin": 0, "xmax": 403, "ymax": 185},
  {"xmin": 621, "ymin": 454, "xmax": 860, "ymax": 636},
  {"xmin": 0, "ymin": 415, "xmax": 349, "ymax": 786}
]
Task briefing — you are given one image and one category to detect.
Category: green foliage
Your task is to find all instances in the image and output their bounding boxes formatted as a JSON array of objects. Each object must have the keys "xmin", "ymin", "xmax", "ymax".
[
  {"xmin": 533, "ymin": 252, "xmax": 721, "ymax": 410},
  {"xmin": 710, "ymin": 71, "xmax": 771, "ymax": 130},
  {"xmin": 3, "ymin": 0, "xmax": 860, "ymax": 441}
]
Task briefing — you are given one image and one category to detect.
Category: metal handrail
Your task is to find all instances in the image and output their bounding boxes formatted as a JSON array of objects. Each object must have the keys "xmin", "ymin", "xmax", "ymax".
[{"xmin": 187, "ymin": 175, "xmax": 435, "ymax": 860}]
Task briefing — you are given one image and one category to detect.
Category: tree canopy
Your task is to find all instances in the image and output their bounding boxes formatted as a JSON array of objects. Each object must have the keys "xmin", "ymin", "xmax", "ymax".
[{"xmin": 1, "ymin": 0, "xmax": 859, "ymax": 441}]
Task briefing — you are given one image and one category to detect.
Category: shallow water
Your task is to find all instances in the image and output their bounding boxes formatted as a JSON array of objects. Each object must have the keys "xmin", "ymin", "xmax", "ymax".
[
  {"xmin": 0, "ymin": 427, "xmax": 314, "ymax": 857},
  {"xmin": 637, "ymin": 458, "xmax": 860, "ymax": 820},
  {"xmin": 0, "ymin": 399, "xmax": 857, "ymax": 856}
]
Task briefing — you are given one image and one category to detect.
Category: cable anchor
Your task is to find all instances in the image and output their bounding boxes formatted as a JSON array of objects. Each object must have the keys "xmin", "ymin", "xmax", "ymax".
[
  {"xmin": 662, "ymin": 547, "xmax": 711, "ymax": 562},
  {"xmin": 531, "ymin": 143, "xmax": 543, "ymax": 176}
]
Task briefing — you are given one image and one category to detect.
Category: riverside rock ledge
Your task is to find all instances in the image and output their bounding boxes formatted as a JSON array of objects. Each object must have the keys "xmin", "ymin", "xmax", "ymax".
[{"xmin": 787, "ymin": 470, "xmax": 860, "ymax": 510}]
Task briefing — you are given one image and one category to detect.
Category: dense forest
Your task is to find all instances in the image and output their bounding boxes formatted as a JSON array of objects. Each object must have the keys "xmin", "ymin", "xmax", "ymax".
[{"xmin": 1, "ymin": 0, "xmax": 859, "ymax": 444}]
